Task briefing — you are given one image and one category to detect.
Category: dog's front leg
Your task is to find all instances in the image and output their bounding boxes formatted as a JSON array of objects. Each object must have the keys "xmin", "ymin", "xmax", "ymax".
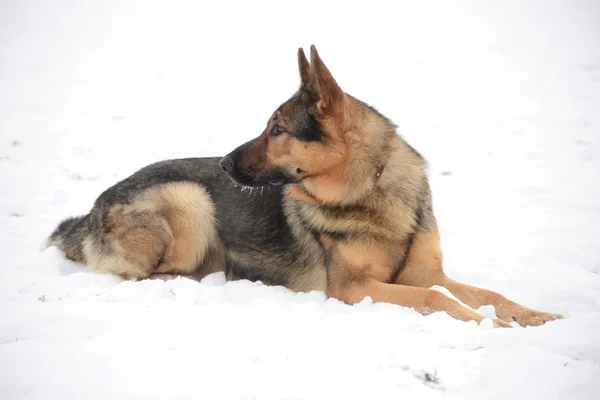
[
  {"xmin": 322, "ymin": 237, "xmax": 509, "ymax": 327},
  {"xmin": 429, "ymin": 276, "xmax": 563, "ymax": 327},
  {"xmin": 329, "ymin": 278, "xmax": 511, "ymax": 327},
  {"xmin": 393, "ymin": 225, "xmax": 562, "ymax": 327}
]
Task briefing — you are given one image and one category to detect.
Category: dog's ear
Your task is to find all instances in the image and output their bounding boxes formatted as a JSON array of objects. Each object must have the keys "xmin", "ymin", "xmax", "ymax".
[
  {"xmin": 309, "ymin": 45, "xmax": 346, "ymax": 115},
  {"xmin": 298, "ymin": 48, "xmax": 310, "ymax": 88}
]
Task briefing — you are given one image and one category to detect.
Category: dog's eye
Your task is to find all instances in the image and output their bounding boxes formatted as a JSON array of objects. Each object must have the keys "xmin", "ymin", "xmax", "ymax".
[{"xmin": 271, "ymin": 124, "xmax": 285, "ymax": 137}]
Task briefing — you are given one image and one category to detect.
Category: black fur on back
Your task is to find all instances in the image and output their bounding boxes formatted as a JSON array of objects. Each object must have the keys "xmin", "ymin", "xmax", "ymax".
[{"xmin": 47, "ymin": 158, "xmax": 307, "ymax": 286}]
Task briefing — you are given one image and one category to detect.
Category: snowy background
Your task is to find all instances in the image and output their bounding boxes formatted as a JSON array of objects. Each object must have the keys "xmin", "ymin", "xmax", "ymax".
[{"xmin": 1, "ymin": 0, "xmax": 599, "ymax": 398}]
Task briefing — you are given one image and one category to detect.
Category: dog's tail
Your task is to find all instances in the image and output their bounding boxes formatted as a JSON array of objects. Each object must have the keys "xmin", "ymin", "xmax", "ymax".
[{"xmin": 47, "ymin": 215, "xmax": 89, "ymax": 262}]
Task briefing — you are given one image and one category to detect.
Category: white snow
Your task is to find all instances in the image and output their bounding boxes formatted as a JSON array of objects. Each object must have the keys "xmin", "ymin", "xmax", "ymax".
[{"xmin": 1, "ymin": 1, "xmax": 600, "ymax": 399}]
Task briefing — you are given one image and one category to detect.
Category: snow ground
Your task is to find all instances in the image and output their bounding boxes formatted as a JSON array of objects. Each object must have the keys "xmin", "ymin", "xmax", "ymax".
[{"xmin": 1, "ymin": 0, "xmax": 599, "ymax": 398}]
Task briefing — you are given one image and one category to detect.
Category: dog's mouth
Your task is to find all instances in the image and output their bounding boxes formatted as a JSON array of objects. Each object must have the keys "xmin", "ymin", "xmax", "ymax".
[
  {"xmin": 267, "ymin": 179, "xmax": 285, "ymax": 187},
  {"xmin": 226, "ymin": 173, "xmax": 291, "ymax": 189}
]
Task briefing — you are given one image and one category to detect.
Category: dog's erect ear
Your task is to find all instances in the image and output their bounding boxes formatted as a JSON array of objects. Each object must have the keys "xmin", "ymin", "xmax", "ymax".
[
  {"xmin": 298, "ymin": 48, "xmax": 310, "ymax": 88},
  {"xmin": 309, "ymin": 45, "xmax": 345, "ymax": 114}
]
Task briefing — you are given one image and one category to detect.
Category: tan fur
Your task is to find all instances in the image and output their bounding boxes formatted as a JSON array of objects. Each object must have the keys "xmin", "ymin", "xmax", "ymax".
[
  {"xmin": 289, "ymin": 267, "xmax": 327, "ymax": 293},
  {"xmin": 325, "ymin": 238, "xmax": 397, "ymax": 290},
  {"xmin": 264, "ymin": 115, "xmax": 348, "ymax": 188},
  {"xmin": 431, "ymin": 277, "xmax": 563, "ymax": 326},
  {"xmin": 395, "ymin": 226, "xmax": 444, "ymax": 287},
  {"xmin": 84, "ymin": 182, "xmax": 222, "ymax": 279},
  {"xmin": 393, "ymin": 220, "xmax": 562, "ymax": 326},
  {"xmin": 83, "ymin": 212, "xmax": 170, "ymax": 279},
  {"xmin": 336, "ymin": 279, "xmax": 512, "ymax": 327},
  {"xmin": 146, "ymin": 183, "xmax": 218, "ymax": 274}
]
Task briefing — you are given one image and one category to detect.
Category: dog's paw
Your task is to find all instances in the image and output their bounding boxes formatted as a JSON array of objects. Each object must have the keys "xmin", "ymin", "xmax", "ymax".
[{"xmin": 497, "ymin": 305, "xmax": 563, "ymax": 327}]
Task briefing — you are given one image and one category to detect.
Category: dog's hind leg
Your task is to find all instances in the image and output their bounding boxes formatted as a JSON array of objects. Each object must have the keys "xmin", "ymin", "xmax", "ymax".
[
  {"xmin": 150, "ymin": 182, "xmax": 222, "ymax": 277},
  {"xmin": 83, "ymin": 212, "xmax": 172, "ymax": 280},
  {"xmin": 84, "ymin": 182, "xmax": 222, "ymax": 280}
]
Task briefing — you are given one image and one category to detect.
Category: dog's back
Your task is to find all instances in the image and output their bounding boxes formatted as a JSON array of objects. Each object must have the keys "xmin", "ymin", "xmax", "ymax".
[{"xmin": 48, "ymin": 157, "xmax": 327, "ymax": 289}]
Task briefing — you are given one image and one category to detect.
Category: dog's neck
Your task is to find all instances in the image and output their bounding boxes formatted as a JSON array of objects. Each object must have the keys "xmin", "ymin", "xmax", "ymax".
[{"xmin": 285, "ymin": 162, "xmax": 386, "ymax": 206}]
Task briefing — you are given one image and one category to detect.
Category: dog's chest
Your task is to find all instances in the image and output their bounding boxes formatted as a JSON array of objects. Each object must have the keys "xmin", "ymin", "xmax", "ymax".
[{"xmin": 293, "ymin": 199, "xmax": 414, "ymax": 241}]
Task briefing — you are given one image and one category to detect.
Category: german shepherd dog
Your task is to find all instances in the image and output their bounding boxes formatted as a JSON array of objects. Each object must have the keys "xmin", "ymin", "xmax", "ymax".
[{"xmin": 48, "ymin": 46, "xmax": 563, "ymax": 328}]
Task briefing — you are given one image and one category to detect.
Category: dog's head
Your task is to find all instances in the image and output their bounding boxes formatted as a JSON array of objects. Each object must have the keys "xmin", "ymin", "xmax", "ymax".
[{"xmin": 220, "ymin": 45, "xmax": 353, "ymax": 188}]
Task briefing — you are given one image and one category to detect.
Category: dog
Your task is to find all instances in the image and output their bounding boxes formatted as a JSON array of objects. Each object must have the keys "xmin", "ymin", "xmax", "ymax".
[{"xmin": 48, "ymin": 45, "xmax": 562, "ymax": 327}]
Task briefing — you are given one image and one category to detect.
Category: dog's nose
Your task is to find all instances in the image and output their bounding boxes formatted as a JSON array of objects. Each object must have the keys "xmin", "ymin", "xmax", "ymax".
[{"xmin": 219, "ymin": 155, "xmax": 234, "ymax": 172}]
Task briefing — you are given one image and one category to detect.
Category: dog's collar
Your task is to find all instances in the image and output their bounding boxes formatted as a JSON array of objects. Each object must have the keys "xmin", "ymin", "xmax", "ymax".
[{"xmin": 282, "ymin": 163, "xmax": 385, "ymax": 203}]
